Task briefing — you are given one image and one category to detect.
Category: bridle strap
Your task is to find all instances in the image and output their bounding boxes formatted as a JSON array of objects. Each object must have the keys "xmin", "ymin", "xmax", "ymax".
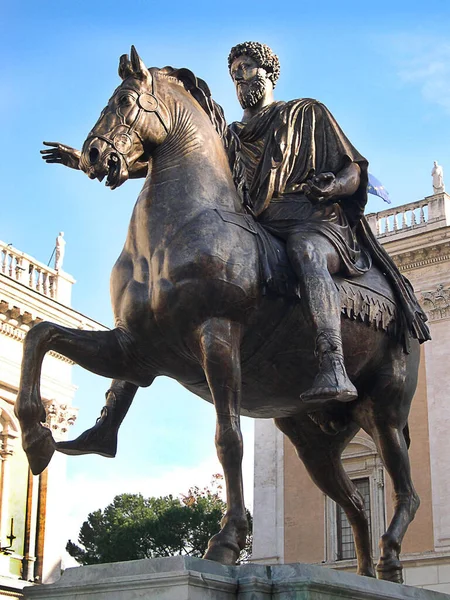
[{"xmin": 84, "ymin": 73, "xmax": 170, "ymax": 168}]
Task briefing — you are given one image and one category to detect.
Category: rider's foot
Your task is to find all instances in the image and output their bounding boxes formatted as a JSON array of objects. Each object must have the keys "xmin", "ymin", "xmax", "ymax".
[
  {"xmin": 56, "ymin": 406, "xmax": 118, "ymax": 458},
  {"xmin": 301, "ymin": 351, "xmax": 357, "ymax": 404}
]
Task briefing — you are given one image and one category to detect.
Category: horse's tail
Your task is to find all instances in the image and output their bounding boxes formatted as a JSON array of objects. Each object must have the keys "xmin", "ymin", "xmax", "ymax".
[{"xmin": 403, "ymin": 422, "xmax": 411, "ymax": 449}]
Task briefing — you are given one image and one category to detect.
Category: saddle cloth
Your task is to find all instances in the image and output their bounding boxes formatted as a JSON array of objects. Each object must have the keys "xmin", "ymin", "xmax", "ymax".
[{"xmin": 216, "ymin": 209, "xmax": 398, "ymax": 335}]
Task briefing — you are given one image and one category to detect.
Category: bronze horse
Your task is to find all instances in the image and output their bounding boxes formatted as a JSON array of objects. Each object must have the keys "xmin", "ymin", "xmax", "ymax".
[{"xmin": 16, "ymin": 47, "xmax": 420, "ymax": 583}]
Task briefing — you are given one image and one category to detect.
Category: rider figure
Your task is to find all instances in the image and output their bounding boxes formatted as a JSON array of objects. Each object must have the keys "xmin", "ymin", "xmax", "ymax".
[{"xmin": 227, "ymin": 41, "xmax": 371, "ymax": 403}]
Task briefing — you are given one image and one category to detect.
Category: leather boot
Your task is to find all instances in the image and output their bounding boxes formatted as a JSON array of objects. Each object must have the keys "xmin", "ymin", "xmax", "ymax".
[{"xmin": 301, "ymin": 330, "xmax": 357, "ymax": 404}]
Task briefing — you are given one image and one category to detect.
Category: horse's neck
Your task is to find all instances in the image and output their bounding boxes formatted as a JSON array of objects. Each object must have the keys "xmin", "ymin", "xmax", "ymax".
[{"xmin": 142, "ymin": 101, "xmax": 238, "ymax": 216}]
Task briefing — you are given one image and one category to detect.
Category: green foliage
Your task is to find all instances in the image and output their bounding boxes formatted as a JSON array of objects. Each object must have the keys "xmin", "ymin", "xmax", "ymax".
[{"xmin": 66, "ymin": 475, "xmax": 252, "ymax": 565}]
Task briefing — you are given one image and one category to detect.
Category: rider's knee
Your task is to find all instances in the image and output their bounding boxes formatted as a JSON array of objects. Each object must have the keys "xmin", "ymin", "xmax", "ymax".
[{"xmin": 289, "ymin": 238, "xmax": 327, "ymax": 271}]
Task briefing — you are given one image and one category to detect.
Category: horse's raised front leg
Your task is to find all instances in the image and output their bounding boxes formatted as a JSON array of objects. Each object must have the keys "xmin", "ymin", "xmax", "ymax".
[
  {"xmin": 15, "ymin": 322, "xmax": 139, "ymax": 475},
  {"xmin": 57, "ymin": 379, "xmax": 140, "ymax": 458},
  {"xmin": 275, "ymin": 414, "xmax": 376, "ymax": 578},
  {"xmin": 197, "ymin": 318, "xmax": 247, "ymax": 565}
]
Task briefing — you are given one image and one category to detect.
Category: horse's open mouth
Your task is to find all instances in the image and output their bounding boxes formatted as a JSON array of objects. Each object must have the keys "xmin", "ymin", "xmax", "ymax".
[{"xmin": 106, "ymin": 153, "xmax": 121, "ymax": 189}]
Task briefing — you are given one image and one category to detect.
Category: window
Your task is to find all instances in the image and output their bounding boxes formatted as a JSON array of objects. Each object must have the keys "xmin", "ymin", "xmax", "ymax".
[{"xmin": 336, "ymin": 478, "xmax": 371, "ymax": 560}]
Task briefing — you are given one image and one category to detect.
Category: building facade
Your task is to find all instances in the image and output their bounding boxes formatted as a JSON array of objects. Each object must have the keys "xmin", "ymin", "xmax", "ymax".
[
  {"xmin": 0, "ymin": 240, "xmax": 102, "ymax": 599},
  {"xmin": 251, "ymin": 192, "xmax": 450, "ymax": 594}
]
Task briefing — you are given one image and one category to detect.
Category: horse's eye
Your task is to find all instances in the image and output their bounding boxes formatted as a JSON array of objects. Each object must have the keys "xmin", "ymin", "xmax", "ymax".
[{"xmin": 119, "ymin": 95, "xmax": 132, "ymax": 106}]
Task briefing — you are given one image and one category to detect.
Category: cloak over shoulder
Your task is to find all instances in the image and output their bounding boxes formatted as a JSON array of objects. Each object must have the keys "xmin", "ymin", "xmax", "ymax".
[{"xmin": 228, "ymin": 99, "xmax": 368, "ymax": 223}]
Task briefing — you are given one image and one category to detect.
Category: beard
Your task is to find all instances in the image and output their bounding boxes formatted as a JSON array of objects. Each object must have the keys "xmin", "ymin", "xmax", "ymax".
[{"xmin": 237, "ymin": 75, "xmax": 267, "ymax": 109}]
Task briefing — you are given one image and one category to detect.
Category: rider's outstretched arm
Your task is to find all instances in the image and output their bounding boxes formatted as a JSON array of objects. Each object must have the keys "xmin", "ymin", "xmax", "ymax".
[
  {"xmin": 40, "ymin": 141, "xmax": 149, "ymax": 179},
  {"xmin": 40, "ymin": 142, "xmax": 81, "ymax": 170}
]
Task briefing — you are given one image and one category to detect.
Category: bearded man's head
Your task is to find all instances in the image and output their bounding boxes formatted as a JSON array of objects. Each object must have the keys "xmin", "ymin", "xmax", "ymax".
[{"xmin": 228, "ymin": 41, "xmax": 280, "ymax": 109}]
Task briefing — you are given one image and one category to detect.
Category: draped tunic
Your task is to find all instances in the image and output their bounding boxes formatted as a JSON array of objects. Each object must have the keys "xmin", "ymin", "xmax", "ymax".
[{"xmin": 227, "ymin": 99, "xmax": 371, "ymax": 275}]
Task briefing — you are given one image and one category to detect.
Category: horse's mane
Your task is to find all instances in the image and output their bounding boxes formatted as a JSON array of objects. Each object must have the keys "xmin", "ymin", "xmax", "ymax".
[
  {"xmin": 158, "ymin": 67, "xmax": 228, "ymax": 140},
  {"xmin": 156, "ymin": 66, "xmax": 249, "ymax": 209}
]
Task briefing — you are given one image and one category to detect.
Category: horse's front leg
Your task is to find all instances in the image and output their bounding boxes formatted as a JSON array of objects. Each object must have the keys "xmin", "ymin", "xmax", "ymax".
[
  {"xmin": 15, "ymin": 322, "xmax": 138, "ymax": 475},
  {"xmin": 197, "ymin": 318, "xmax": 248, "ymax": 565}
]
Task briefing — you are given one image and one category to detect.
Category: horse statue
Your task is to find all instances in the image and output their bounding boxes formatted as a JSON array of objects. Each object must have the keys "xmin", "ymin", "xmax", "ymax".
[{"xmin": 16, "ymin": 47, "xmax": 422, "ymax": 583}]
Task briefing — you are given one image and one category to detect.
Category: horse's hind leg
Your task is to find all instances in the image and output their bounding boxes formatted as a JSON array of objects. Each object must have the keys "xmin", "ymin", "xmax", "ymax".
[
  {"xmin": 360, "ymin": 346, "xmax": 420, "ymax": 583},
  {"xmin": 15, "ymin": 322, "xmax": 139, "ymax": 474},
  {"xmin": 371, "ymin": 424, "xmax": 418, "ymax": 583},
  {"xmin": 196, "ymin": 318, "xmax": 247, "ymax": 565},
  {"xmin": 56, "ymin": 379, "xmax": 139, "ymax": 458},
  {"xmin": 275, "ymin": 414, "xmax": 376, "ymax": 577}
]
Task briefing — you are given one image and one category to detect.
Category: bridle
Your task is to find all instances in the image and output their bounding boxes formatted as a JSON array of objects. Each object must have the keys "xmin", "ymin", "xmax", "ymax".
[{"xmin": 83, "ymin": 72, "xmax": 170, "ymax": 170}]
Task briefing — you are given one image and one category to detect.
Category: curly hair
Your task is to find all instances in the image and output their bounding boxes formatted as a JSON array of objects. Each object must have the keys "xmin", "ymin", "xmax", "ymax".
[{"xmin": 228, "ymin": 41, "xmax": 280, "ymax": 87}]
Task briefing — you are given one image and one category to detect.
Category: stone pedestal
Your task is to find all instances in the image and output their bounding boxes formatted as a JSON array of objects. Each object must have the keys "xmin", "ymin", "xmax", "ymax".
[{"xmin": 23, "ymin": 556, "xmax": 450, "ymax": 599}]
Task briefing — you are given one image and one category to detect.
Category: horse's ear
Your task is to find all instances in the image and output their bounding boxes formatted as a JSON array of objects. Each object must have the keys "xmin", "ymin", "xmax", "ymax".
[
  {"xmin": 118, "ymin": 54, "xmax": 134, "ymax": 80},
  {"xmin": 130, "ymin": 45, "xmax": 149, "ymax": 80}
]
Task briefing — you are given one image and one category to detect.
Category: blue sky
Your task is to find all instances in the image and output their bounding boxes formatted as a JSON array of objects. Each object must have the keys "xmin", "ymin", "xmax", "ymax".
[{"xmin": 3, "ymin": 0, "xmax": 450, "ymax": 551}]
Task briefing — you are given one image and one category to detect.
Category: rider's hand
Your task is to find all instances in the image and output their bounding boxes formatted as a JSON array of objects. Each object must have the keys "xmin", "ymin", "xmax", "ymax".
[
  {"xmin": 40, "ymin": 142, "xmax": 81, "ymax": 170},
  {"xmin": 301, "ymin": 172, "xmax": 337, "ymax": 203}
]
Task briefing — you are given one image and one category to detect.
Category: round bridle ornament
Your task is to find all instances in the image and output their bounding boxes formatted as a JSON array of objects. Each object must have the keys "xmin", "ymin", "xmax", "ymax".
[
  {"xmin": 138, "ymin": 93, "xmax": 159, "ymax": 112},
  {"xmin": 113, "ymin": 132, "xmax": 133, "ymax": 155}
]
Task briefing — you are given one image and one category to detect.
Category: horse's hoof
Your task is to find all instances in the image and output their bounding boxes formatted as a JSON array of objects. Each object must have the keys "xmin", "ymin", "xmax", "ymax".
[
  {"xmin": 203, "ymin": 532, "xmax": 241, "ymax": 565},
  {"xmin": 357, "ymin": 566, "xmax": 376, "ymax": 578},
  {"xmin": 203, "ymin": 540, "xmax": 240, "ymax": 565},
  {"xmin": 376, "ymin": 558, "xmax": 403, "ymax": 584},
  {"xmin": 301, "ymin": 386, "xmax": 357, "ymax": 404},
  {"xmin": 23, "ymin": 425, "xmax": 56, "ymax": 475},
  {"xmin": 56, "ymin": 437, "xmax": 116, "ymax": 458}
]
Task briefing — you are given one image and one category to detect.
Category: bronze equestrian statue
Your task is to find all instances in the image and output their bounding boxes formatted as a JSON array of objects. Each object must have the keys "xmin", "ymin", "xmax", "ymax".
[{"xmin": 16, "ymin": 44, "xmax": 429, "ymax": 584}]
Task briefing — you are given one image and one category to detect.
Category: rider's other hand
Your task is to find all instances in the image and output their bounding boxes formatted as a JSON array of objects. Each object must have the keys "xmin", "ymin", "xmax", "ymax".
[
  {"xmin": 303, "ymin": 172, "xmax": 337, "ymax": 202},
  {"xmin": 40, "ymin": 142, "xmax": 81, "ymax": 170}
]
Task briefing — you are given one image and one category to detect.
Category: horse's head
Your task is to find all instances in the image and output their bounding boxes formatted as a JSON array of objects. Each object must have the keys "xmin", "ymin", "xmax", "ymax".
[{"xmin": 79, "ymin": 46, "xmax": 170, "ymax": 189}]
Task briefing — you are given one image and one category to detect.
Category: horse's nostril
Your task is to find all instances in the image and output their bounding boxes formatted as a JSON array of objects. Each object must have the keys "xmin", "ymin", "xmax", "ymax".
[{"xmin": 89, "ymin": 147, "xmax": 100, "ymax": 164}]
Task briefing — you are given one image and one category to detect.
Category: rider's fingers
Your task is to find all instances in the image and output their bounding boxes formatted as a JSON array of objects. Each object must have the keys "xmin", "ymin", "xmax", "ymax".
[{"xmin": 308, "ymin": 183, "xmax": 327, "ymax": 196}]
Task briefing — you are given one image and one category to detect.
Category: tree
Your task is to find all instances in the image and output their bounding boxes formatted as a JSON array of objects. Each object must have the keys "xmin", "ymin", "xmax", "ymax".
[{"xmin": 66, "ymin": 475, "xmax": 252, "ymax": 565}]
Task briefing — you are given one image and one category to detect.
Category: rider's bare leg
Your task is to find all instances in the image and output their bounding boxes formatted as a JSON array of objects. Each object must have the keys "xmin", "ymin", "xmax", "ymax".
[
  {"xmin": 287, "ymin": 233, "xmax": 357, "ymax": 403},
  {"xmin": 57, "ymin": 380, "xmax": 140, "ymax": 458}
]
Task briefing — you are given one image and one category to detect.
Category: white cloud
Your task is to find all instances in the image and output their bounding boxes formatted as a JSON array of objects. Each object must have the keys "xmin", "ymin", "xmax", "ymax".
[{"xmin": 385, "ymin": 34, "xmax": 450, "ymax": 114}]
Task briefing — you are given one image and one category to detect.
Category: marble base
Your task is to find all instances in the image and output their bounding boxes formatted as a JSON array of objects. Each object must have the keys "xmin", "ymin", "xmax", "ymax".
[{"xmin": 23, "ymin": 556, "xmax": 450, "ymax": 599}]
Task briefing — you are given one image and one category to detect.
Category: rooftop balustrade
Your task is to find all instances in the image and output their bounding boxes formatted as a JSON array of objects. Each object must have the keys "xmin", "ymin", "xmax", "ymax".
[
  {"xmin": 0, "ymin": 240, "xmax": 74, "ymax": 305},
  {"xmin": 366, "ymin": 192, "xmax": 450, "ymax": 240}
]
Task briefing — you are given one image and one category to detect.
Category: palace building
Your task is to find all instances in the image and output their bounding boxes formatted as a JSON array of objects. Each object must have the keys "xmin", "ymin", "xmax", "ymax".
[
  {"xmin": 0, "ymin": 240, "xmax": 102, "ymax": 599},
  {"xmin": 251, "ymin": 191, "xmax": 450, "ymax": 594}
]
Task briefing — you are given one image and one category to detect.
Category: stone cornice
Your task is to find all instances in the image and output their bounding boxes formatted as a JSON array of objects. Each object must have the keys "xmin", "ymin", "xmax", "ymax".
[
  {"xmin": 388, "ymin": 241, "xmax": 450, "ymax": 272},
  {"xmin": 0, "ymin": 273, "xmax": 106, "ymax": 332}
]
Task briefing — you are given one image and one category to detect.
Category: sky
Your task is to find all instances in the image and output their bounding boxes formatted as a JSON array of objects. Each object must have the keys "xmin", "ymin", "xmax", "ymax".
[{"xmin": 3, "ymin": 0, "xmax": 450, "ymax": 561}]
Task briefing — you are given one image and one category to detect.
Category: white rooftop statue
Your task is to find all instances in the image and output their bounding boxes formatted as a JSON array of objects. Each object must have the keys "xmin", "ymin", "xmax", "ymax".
[
  {"xmin": 432, "ymin": 161, "xmax": 445, "ymax": 194},
  {"xmin": 55, "ymin": 231, "xmax": 66, "ymax": 271}
]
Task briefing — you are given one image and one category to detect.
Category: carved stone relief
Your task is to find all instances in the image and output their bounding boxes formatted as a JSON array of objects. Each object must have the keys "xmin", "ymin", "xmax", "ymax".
[
  {"xmin": 421, "ymin": 284, "xmax": 450, "ymax": 321},
  {"xmin": 42, "ymin": 399, "xmax": 77, "ymax": 440}
]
